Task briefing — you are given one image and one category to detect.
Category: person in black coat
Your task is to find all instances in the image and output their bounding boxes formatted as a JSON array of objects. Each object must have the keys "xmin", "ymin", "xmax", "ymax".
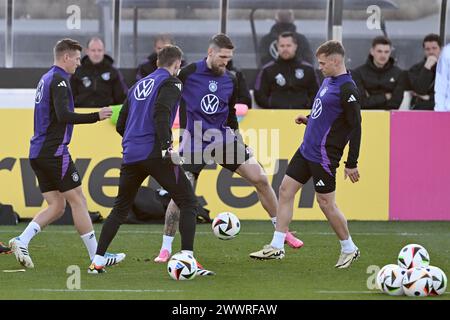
[
  {"xmin": 352, "ymin": 36, "xmax": 405, "ymax": 110},
  {"xmin": 254, "ymin": 32, "xmax": 318, "ymax": 109},
  {"xmin": 70, "ymin": 37, "xmax": 127, "ymax": 108},
  {"xmin": 406, "ymin": 33, "xmax": 441, "ymax": 110},
  {"xmin": 136, "ymin": 34, "xmax": 186, "ymax": 81},
  {"xmin": 258, "ymin": 9, "xmax": 314, "ymax": 67}
]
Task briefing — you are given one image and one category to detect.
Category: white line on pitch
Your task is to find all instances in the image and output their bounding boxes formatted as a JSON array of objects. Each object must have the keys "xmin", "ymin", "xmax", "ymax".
[
  {"xmin": 0, "ymin": 230, "xmax": 444, "ymax": 236},
  {"xmin": 317, "ymin": 291, "xmax": 380, "ymax": 294},
  {"xmin": 30, "ymin": 289, "xmax": 183, "ymax": 293}
]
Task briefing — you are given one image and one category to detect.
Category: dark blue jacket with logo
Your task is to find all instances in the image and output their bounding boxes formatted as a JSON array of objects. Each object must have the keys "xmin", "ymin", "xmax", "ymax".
[
  {"xmin": 70, "ymin": 55, "xmax": 128, "ymax": 108},
  {"xmin": 254, "ymin": 57, "xmax": 318, "ymax": 109}
]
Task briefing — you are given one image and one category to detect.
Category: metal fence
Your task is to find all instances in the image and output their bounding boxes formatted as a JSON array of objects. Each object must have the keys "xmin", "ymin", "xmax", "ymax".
[{"xmin": 0, "ymin": 0, "xmax": 448, "ymax": 69}]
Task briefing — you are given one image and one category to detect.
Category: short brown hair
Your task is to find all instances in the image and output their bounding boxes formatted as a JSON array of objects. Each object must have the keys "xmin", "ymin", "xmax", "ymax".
[
  {"xmin": 423, "ymin": 33, "xmax": 441, "ymax": 48},
  {"xmin": 209, "ymin": 33, "xmax": 234, "ymax": 50},
  {"xmin": 278, "ymin": 31, "xmax": 298, "ymax": 45},
  {"xmin": 157, "ymin": 44, "xmax": 183, "ymax": 67},
  {"xmin": 372, "ymin": 36, "xmax": 392, "ymax": 48},
  {"xmin": 54, "ymin": 38, "xmax": 82, "ymax": 59},
  {"xmin": 316, "ymin": 40, "xmax": 345, "ymax": 57}
]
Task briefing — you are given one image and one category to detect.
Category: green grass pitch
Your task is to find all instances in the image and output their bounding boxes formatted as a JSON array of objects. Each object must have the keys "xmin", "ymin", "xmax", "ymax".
[{"xmin": 0, "ymin": 221, "xmax": 449, "ymax": 300}]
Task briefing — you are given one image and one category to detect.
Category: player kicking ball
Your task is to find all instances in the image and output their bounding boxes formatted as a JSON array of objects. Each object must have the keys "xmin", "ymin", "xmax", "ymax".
[
  {"xmin": 153, "ymin": 34, "xmax": 303, "ymax": 267},
  {"xmin": 9, "ymin": 38, "xmax": 124, "ymax": 269},
  {"xmin": 250, "ymin": 40, "xmax": 362, "ymax": 268}
]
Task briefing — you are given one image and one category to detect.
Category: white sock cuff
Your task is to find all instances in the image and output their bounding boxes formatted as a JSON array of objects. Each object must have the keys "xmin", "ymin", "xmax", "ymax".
[
  {"xmin": 80, "ymin": 230, "xmax": 95, "ymax": 240},
  {"xmin": 340, "ymin": 235, "xmax": 356, "ymax": 253},
  {"xmin": 163, "ymin": 235, "xmax": 175, "ymax": 242},
  {"xmin": 30, "ymin": 221, "xmax": 41, "ymax": 233},
  {"xmin": 270, "ymin": 231, "xmax": 286, "ymax": 249}
]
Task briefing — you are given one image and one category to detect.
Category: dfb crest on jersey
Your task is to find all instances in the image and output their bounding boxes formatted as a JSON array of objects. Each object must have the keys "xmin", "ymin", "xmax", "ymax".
[
  {"xmin": 82, "ymin": 76, "xmax": 92, "ymax": 88},
  {"xmin": 101, "ymin": 72, "xmax": 111, "ymax": 81},
  {"xmin": 319, "ymin": 86, "xmax": 328, "ymax": 97},
  {"xmin": 311, "ymin": 98, "xmax": 323, "ymax": 119},
  {"xmin": 295, "ymin": 68, "xmax": 304, "ymax": 79},
  {"xmin": 35, "ymin": 79, "xmax": 45, "ymax": 103},
  {"xmin": 134, "ymin": 78, "xmax": 155, "ymax": 100},
  {"xmin": 200, "ymin": 94, "xmax": 220, "ymax": 114},
  {"xmin": 209, "ymin": 80, "xmax": 218, "ymax": 92},
  {"xmin": 275, "ymin": 73, "xmax": 286, "ymax": 86}
]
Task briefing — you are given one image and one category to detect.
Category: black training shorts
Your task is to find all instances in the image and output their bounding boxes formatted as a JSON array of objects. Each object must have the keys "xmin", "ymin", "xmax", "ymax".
[
  {"xmin": 285, "ymin": 149, "xmax": 336, "ymax": 194},
  {"xmin": 30, "ymin": 154, "xmax": 81, "ymax": 193},
  {"xmin": 182, "ymin": 141, "xmax": 251, "ymax": 178}
]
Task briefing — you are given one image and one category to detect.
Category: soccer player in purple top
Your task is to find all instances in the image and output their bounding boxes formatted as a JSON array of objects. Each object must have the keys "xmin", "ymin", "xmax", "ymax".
[
  {"xmin": 153, "ymin": 34, "xmax": 304, "ymax": 271},
  {"xmin": 250, "ymin": 40, "xmax": 362, "ymax": 269},
  {"xmin": 9, "ymin": 38, "xmax": 125, "ymax": 269},
  {"xmin": 88, "ymin": 45, "xmax": 204, "ymax": 274}
]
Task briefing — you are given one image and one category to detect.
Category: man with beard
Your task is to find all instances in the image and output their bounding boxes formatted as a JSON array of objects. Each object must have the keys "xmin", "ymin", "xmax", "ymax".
[
  {"xmin": 153, "ymin": 34, "xmax": 304, "ymax": 269},
  {"xmin": 406, "ymin": 34, "xmax": 441, "ymax": 110},
  {"xmin": 254, "ymin": 32, "xmax": 318, "ymax": 109},
  {"xmin": 259, "ymin": 9, "xmax": 314, "ymax": 66}
]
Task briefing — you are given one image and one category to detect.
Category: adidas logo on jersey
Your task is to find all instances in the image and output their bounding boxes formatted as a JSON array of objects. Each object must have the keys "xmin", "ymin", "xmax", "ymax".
[
  {"xmin": 347, "ymin": 95, "xmax": 357, "ymax": 103},
  {"xmin": 57, "ymin": 81, "xmax": 67, "ymax": 87},
  {"xmin": 175, "ymin": 83, "xmax": 182, "ymax": 91},
  {"xmin": 315, "ymin": 180, "xmax": 325, "ymax": 187}
]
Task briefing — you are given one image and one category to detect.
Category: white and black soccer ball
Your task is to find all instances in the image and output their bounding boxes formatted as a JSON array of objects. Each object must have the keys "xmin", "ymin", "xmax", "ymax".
[
  {"xmin": 376, "ymin": 264, "xmax": 398, "ymax": 290},
  {"xmin": 381, "ymin": 265, "xmax": 407, "ymax": 296},
  {"xmin": 212, "ymin": 212, "xmax": 240, "ymax": 240},
  {"xmin": 167, "ymin": 252, "xmax": 197, "ymax": 281},
  {"xmin": 425, "ymin": 266, "xmax": 447, "ymax": 296},
  {"xmin": 402, "ymin": 267, "xmax": 433, "ymax": 297},
  {"xmin": 397, "ymin": 244, "xmax": 430, "ymax": 269}
]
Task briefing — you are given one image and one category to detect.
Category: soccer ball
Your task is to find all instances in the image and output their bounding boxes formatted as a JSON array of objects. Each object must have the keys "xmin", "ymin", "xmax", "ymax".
[
  {"xmin": 167, "ymin": 252, "xmax": 197, "ymax": 281},
  {"xmin": 425, "ymin": 266, "xmax": 447, "ymax": 296},
  {"xmin": 212, "ymin": 212, "xmax": 240, "ymax": 240},
  {"xmin": 397, "ymin": 244, "xmax": 430, "ymax": 269},
  {"xmin": 402, "ymin": 267, "xmax": 433, "ymax": 297},
  {"xmin": 381, "ymin": 265, "xmax": 407, "ymax": 296},
  {"xmin": 376, "ymin": 264, "xmax": 398, "ymax": 290}
]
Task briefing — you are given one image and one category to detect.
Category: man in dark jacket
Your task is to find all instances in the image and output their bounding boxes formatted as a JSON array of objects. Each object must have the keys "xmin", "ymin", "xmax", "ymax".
[
  {"xmin": 352, "ymin": 36, "xmax": 405, "ymax": 110},
  {"xmin": 406, "ymin": 33, "xmax": 441, "ymax": 110},
  {"xmin": 259, "ymin": 9, "xmax": 314, "ymax": 66},
  {"xmin": 254, "ymin": 32, "xmax": 318, "ymax": 109},
  {"xmin": 136, "ymin": 34, "xmax": 186, "ymax": 81},
  {"xmin": 70, "ymin": 37, "xmax": 127, "ymax": 108}
]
